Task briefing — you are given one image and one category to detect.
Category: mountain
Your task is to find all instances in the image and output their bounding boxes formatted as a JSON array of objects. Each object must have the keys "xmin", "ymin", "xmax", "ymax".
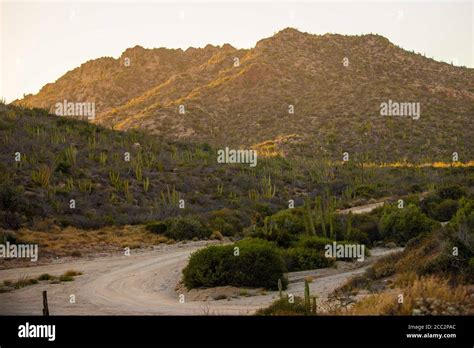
[{"xmin": 14, "ymin": 28, "xmax": 474, "ymax": 162}]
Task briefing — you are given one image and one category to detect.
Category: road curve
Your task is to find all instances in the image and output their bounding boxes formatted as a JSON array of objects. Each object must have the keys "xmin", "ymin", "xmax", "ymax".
[{"xmin": 0, "ymin": 241, "xmax": 401, "ymax": 315}]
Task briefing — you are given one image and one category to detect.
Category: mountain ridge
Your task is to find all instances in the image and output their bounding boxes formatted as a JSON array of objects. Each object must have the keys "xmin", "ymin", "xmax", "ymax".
[{"xmin": 14, "ymin": 28, "xmax": 474, "ymax": 162}]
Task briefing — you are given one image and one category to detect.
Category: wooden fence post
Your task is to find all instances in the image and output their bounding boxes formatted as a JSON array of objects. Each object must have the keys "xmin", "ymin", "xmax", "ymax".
[{"xmin": 42, "ymin": 290, "xmax": 49, "ymax": 316}]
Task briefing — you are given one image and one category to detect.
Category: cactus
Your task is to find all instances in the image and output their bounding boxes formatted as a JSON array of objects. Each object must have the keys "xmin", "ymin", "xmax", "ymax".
[
  {"xmin": 78, "ymin": 178, "xmax": 92, "ymax": 193},
  {"xmin": 312, "ymin": 296, "xmax": 317, "ymax": 314},
  {"xmin": 66, "ymin": 177, "xmax": 74, "ymax": 192},
  {"xmin": 329, "ymin": 211, "xmax": 335, "ymax": 240},
  {"xmin": 217, "ymin": 183, "xmax": 224, "ymax": 196},
  {"xmin": 161, "ymin": 185, "xmax": 180, "ymax": 207},
  {"xmin": 31, "ymin": 165, "xmax": 52, "ymax": 188},
  {"xmin": 63, "ymin": 145, "xmax": 77, "ymax": 165},
  {"xmin": 278, "ymin": 279, "xmax": 283, "ymax": 299},
  {"xmin": 248, "ymin": 188, "xmax": 259, "ymax": 201},
  {"xmin": 88, "ymin": 132, "xmax": 96, "ymax": 150},
  {"xmin": 304, "ymin": 199, "xmax": 316, "ymax": 235},
  {"xmin": 143, "ymin": 177, "xmax": 150, "ymax": 193},
  {"xmin": 123, "ymin": 180, "xmax": 132, "ymax": 202},
  {"xmin": 317, "ymin": 196, "xmax": 327, "ymax": 237},
  {"xmin": 109, "ymin": 171, "xmax": 121, "ymax": 190},
  {"xmin": 134, "ymin": 163, "xmax": 143, "ymax": 182},
  {"xmin": 260, "ymin": 175, "xmax": 276, "ymax": 198},
  {"xmin": 347, "ymin": 212, "xmax": 353, "ymax": 236},
  {"xmin": 99, "ymin": 152, "xmax": 107, "ymax": 166},
  {"xmin": 304, "ymin": 279, "xmax": 310, "ymax": 309}
]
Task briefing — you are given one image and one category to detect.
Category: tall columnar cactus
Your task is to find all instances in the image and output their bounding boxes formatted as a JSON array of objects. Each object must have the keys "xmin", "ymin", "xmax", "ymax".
[
  {"xmin": 317, "ymin": 196, "xmax": 327, "ymax": 237},
  {"xmin": 304, "ymin": 199, "xmax": 316, "ymax": 235},
  {"xmin": 278, "ymin": 279, "xmax": 283, "ymax": 299},
  {"xmin": 329, "ymin": 211, "xmax": 335, "ymax": 240},
  {"xmin": 142, "ymin": 177, "xmax": 150, "ymax": 193},
  {"xmin": 347, "ymin": 212, "xmax": 353, "ymax": 237},
  {"xmin": 304, "ymin": 279, "xmax": 310, "ymax": 309},
  {"xmin": 260, "ymin": 175, "xmax": 276, "ymax": 199}
]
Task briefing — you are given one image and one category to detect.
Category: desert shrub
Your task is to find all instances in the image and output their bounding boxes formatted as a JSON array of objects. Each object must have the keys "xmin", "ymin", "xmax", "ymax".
[
  {"xmin": 409, "ymin": 184, "xmax": 423, "ymax": 193},
  {"xmin": 145, "ymin": 221, "xmax": 167, "ymax": 234},
  {"xmin": 384, "ymin": 229, "xmax": 471, "ymax": 282},
  {"xmin": 354, "ymin": 184, "xmax": 377, "ymax": 198},
  {"xmin": 0, "ymin": 184, "xmax": 27, "ymax": 229},
  {"xmin": 448, "ymin": 198, "xmax": 474, "ymax": 250},
  {"xmin": 55, "ymin": 160, "xmax": 71, "ymax": 174},
  {"xmin": 63, "ymin": 270, "xmax": 82, "ymax": 277},
  {"xmin": 380, "ymin": 204, "xmax": 437, "ymax": 244},
  {"xmin": 59, "ymin": 275, "xmax": 74, "ymax": 282},
  {"xmin": 256, "ymin": 297, "xmax": 312, "ymax": 316},
  {"xmin": 182, "ymin": 238, "xmax": 287, "ymax": 289},
  {"xmin": 432, "ymin": 199, "xmax": 459, "ymax": 221},
  {"xmin": 146, "ymin": 216, "xmax": 211, "ymax": 240},
  {"xmin": 14, "ymin": 278, "xmax": 38, "ymax": 289},
  {"xmin": 251, "ymin": 202, "xmax": 275, "ymax": 219},
  {"xmin": 37, "ymin": 274, "xmax": 55, "ymax": 281},
  {"xmin": 250, "ymin": 224, "xmax": 295, "ymax": 248},
  {"xmin": 437, "ymin": 185, "xmax": 466, "ymax": 200},
  {"xmin": 345, "ymin": 228, "xmax": 370, "ymax": 245},
  {"xmin": 294, "ymin": 235, "xmax": 333, "ymax": 250},
  {"xmin": 207, "ymin": 208, "xmax": 244, "ymax": 236},
  {"xmin": 1, "ymin": 231, "xmax": 24, "ymax": 244},
  {"xmin": 421, "ymin": 192, "xmax": 460, "ymax": 222},
  {"xmin": 345, "ymin": 275, "xmax": 471, "ymax": 315},
  {"xmin": 283, "ymin": 247, "xmax": 334, "ymax": 271},
  {"xmin": 250, "ymin": 209, "xmax": 306, "ymax": 247},
  {"xmin": 267, "ymin": 209, "xmax": 305, "ymax": 234},
  {"xmin": 351, "ymin": 214, "xmax": 381, "ymax": 244}
]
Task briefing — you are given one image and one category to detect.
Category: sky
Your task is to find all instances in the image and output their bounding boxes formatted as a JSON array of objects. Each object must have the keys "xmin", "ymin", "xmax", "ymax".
[{"xmin": 1, "ymin": 0, "xmax": 472, "ymax": 103}]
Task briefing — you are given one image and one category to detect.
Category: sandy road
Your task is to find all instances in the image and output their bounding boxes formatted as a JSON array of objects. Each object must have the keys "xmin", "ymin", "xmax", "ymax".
[{"xmin": 0, "ymin": 241, "xmax": 401, "ymax": 315}]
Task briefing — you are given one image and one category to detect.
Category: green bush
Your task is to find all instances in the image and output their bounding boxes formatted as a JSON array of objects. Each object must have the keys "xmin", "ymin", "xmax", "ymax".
[
  {"xmin": 182, "ymin": 238, "xmax": 287, "ymax": 289},
  {"xmin": 267, "ymin": 209, "xmax": 306, "ymax": 235},
  {"xmin": 448, "ymin": 198, "xmax": 474, "ymax": 252},
  {"xmin": 283, "ymin": 247, "xmax": 334, "ymax": 272},
  {"xmin": 345, "ymin": 228, "xmax": 370, "ymax": 245},
  {"xmin": 351, "ymin": 214, "xmax": 381, "ymax": 244},
  {"xmin": 208, "ymin": 208, "xmax": 244, "ymax": 236},
  {"xmin": 256, "ymin": 297, "xmax": 312, "ymax": 316},
  {"xmin": 146, "ymin": 216, "xmax": 211, "ymax": 240},
  {"xmin": 381, "ymin": 204, "xmax": 438, "ymax": 244},
  {"xmin": 437, "ymin": 185, "xmax": 465, "ymax": 200},
  {"xmin": 145, "ymin": 221, "xmax": 167, "ymax": 234},
  {"xmin": 354, "ymin": 184, "xmax": 377, "ymax": 198},
  {"xmin": 0, "ymin": 184, "xmax": 26, "ymax": 229},
  {"xmin": 294, "ymin": 235, "xmax": 333, "ymax": 250},
  {"xmin": 250, "ymin": 209, "xmax": 306, "ymax": 247},
  {"xmin": 432, "ymin": 199, "xmax": 459, "ymax": 222},
  {"xmin": 251, "ymin": 224, "xmax": 296, "ymax": 248}
]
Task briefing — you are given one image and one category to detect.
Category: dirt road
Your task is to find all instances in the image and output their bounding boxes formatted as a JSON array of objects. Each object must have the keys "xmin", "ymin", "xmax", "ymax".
[
  {"xmin": 337, "ymin": 201, "xmax": 385, "ymax": 215},
  {"xmin": 0, "ymin": 241, "xmax": 401, "ymax": 315}
]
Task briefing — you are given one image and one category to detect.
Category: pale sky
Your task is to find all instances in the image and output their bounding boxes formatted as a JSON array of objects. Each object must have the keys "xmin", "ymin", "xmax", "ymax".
[{"xmin": 1, "ymin": 0, "xmax": 472, "ymax": 103}]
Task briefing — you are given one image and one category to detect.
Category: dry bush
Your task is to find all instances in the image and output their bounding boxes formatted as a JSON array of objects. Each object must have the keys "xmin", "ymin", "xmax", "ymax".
[{"xmin": 346, "ymin": 275, "xmax": 471, "ymax": 315}]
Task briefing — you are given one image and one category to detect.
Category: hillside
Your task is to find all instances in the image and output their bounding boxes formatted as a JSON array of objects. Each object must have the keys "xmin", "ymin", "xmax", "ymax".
[
  {"xmin": 1, "ymin": 103, "xmax": 473, "ymax": 232},
  {"xmin": 14, "ymin": 28, "xmax": 474, "ymax": 162}
]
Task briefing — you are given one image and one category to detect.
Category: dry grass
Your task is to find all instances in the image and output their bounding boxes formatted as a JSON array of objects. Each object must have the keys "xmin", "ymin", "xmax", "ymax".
[
  {"xmin": 15, "ymin": 224, "xmax": 169, "ymax": 258},
  {"xmin": 344, "ymin": 275, "xmax": 472, "ymax": 315}
]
